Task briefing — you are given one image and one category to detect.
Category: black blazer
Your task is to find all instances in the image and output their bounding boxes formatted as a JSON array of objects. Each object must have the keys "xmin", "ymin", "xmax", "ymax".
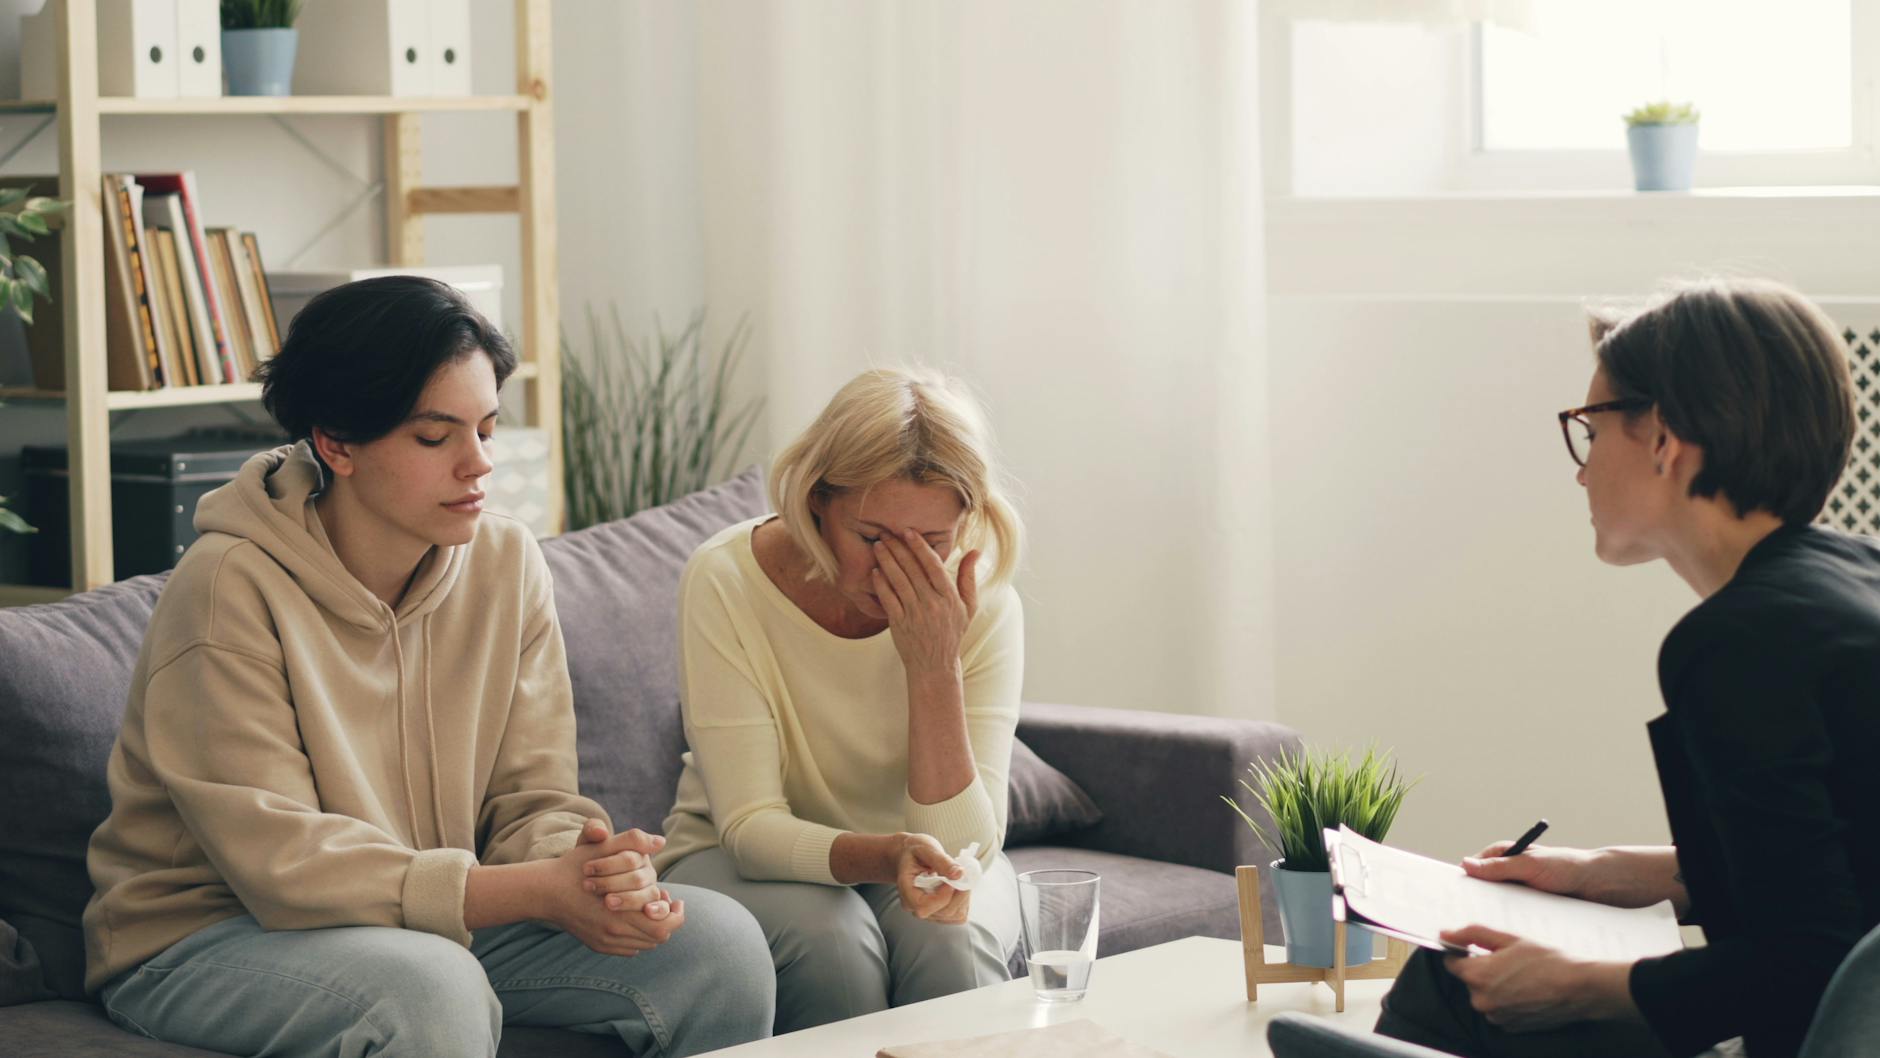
[{"xmin": 1630, "ymin": 525, "xmax": 1880, "ymax": 1058}]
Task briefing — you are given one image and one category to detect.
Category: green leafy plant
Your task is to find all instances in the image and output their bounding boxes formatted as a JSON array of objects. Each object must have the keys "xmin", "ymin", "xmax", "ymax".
[
  {"xmin": 220, "ymin": 0, "xmax": 303, "ymax": 29},
  {"xmin": 561, "ymin": 307, "xmax": 763, "ymax": 530},
  {"xmin": 1624, "ymin": 101, "xmax": 1700, "ymax": 127},
  {"xmin": 1223, "ymin": 745, "xmax": 1417, "ymax": 873},
  {"xmin": 0, "ymin": 186, "xmax": 67, "ymax": 327},
  {"xmin": 0, "ymin": 398, "xmax": 31, "ymax": 534}
]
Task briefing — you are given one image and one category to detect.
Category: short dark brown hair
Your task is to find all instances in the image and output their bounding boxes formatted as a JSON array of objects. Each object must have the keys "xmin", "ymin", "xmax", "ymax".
[
  {"xmin": 1590, "ymin": 279, "xmax": 1855, "ymax": 526},
  {"xmin": 256, "ymin": 275, "xmax": 516, "ymax": 446}
]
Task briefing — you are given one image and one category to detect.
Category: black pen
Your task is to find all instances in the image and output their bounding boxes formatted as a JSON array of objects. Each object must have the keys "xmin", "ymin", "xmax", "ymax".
[{"xmin": 1501, "ymin": 819, "xmax": 1549, "ymax": 857}]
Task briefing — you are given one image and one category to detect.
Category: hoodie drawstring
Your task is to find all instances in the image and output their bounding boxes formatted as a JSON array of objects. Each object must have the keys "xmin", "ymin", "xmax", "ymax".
[
  {"xmin": 421, "ymin": 616, "xmax": 449, "ymax": 847},
  {"xmin": 389, "ymin": 618, "xmax": 425, "ymax": 845}
]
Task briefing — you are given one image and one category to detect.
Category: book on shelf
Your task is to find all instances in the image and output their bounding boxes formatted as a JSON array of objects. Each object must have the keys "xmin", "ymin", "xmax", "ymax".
[
  {"xmin": 99, "ymin": 175, "xmax": 155, "ymax": 391},
  {"xmin": 87, "ymin": 172, "xmax": 283, "ymax": 393},
  {"xmin": 242, "ymin": 233, "xmax": 283, "ymax": 354},
  {"xmin": 148, "ymin": 228, "xmax": 199, "ymax": 386},
  {"xmin": 130, "ymin": 172, "xmax": 236, "ymax": 385},
  {"xmin": 141, "ymin": 191, "xmax": 222, "ymax": 386}
]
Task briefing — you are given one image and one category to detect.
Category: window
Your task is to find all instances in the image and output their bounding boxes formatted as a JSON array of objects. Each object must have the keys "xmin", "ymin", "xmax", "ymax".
[{"xmin": 1479, "ymin": 1, "xmax": 1855, "ymax": 153}]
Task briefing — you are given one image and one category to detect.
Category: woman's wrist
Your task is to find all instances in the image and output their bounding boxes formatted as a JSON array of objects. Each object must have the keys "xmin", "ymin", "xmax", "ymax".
[
  {"xmin": 830, "ymin": 831, "xmax": 912, "ymax": 885},
  {"xmin": 464, "ymin": 858, "xmax": 556, "ymax": 931}
]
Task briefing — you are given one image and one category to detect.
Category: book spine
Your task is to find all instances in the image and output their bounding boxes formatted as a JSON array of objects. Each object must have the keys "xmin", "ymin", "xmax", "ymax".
[
  {"xmin": 176, "ymin": 176, "xmax": 236, "ymax": 383},
  {"xmin": 114, "ymin": 182, "xmax": 165, "ymax": 386}
]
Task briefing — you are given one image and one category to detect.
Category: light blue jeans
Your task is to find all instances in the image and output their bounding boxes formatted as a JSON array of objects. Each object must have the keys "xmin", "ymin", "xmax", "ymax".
[{"xmin": 98, "ymin": 884, "xmax": 774, "ymax": 1057}]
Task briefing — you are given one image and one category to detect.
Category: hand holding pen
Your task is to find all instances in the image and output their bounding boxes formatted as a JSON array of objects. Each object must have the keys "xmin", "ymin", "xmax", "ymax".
[{"xmin": 1458, "ymin": 818, "xmax": 1598, "ymax": 900}]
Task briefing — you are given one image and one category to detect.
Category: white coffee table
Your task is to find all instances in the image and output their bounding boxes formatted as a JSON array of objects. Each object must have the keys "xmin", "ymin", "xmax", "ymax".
[{"xmin": 699, "ymin": 936, "xmax": 1396, "ymax": 1058}]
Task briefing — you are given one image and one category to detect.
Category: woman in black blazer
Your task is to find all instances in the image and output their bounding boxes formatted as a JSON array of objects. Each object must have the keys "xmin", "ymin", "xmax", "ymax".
[{"xmin": 1375, "ymin": 279, "xmax": 1880, "ymax": 1058}]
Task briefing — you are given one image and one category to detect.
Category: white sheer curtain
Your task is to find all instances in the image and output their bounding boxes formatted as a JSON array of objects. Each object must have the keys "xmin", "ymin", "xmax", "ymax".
[{"xmin": 692, "ymin": 1, "xmax": 1276, "ymax": 719}]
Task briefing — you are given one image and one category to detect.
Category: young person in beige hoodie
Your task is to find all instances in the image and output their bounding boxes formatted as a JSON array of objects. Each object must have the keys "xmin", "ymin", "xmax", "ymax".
[{"xmin": 82, "ymin": 276, "xmax": 773, "ymax": 1057}]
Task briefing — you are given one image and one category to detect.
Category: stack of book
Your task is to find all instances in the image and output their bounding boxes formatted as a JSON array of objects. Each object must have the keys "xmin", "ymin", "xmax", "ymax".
[{"xmin": 100, "ymin": 171, "xmax": 281, "ymax": 392}]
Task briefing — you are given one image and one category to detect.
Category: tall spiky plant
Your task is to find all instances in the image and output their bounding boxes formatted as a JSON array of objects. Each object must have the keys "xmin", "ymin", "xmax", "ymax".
[
  {"xmin": 221, "ymin": 0, "xmax": 303, "ymax": 29},
  {"xmin": 561, "ymin": 308, "xmax": 762, "ymax": 530},
  {"xmin": 1223, "ymin": 745, "xmax": 1417, "ymax": 872}
]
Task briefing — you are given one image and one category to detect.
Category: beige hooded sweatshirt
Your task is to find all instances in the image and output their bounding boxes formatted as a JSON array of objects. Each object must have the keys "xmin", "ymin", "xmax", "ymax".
[{"xmin": 82, "ymin": 442, "xmax": 607, "ymax": 993}]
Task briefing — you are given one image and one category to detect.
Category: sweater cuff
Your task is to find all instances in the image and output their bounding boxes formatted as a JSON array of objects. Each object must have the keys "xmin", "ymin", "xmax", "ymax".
[
  {"xmin": 788, "ymin": 825, "xmax": 843, "ymax": 885},
  {"xmin": 402, "ymin": 847, "xmax": 477, "ymax": 946},
  {"xmin": 1629, "ymin": 952, "xmax": 1711, "ymax": 1057},
  {"xmin": 903, "ymin": 782, "xmax": 1001, "ymax": 861},
  {"xmin": 524, "ymin": 819, "xmax": 587, "ymax": 863}
]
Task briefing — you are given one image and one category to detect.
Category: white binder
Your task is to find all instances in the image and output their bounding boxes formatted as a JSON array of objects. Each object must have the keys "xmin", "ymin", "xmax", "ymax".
[
  {"xmin": 294, "ymin": 0, "xmax": 433, "ymax": 97},
  {"xmin": 428, "ymin": 0, "xmax": 473, "ymax": 97},
  {"xmin": 174, "ymin": 0, "xmax": 222, "ymax": 98},
  {"xmin": 98, "ymin": 0, "xmax": 179, "ymax": 98},
  {"xmin": 19, "ymin": 2, "xmax": 56, "ymax": 99},
  {"xmin": 20, "ymin": 0, "xmax": 222, "ymax": 99}
]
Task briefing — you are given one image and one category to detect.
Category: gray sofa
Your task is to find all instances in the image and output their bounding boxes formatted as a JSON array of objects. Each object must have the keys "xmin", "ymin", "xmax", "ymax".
[{"xmin": 0, "ymin": 467, "xmax": 1299, "ymax": 1056}]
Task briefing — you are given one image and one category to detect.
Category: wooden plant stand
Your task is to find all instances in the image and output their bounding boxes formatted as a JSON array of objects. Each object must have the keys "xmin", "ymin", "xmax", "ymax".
[{"xmin": 1235, "ymin": 864, "xmax": 1410, "ymax": 1012}]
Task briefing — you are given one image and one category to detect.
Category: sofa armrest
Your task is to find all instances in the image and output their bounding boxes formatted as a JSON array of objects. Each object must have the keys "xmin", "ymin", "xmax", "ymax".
[{"xmin": 1016, "ymin": 701, "xmax": 1300, "ymax": 877}]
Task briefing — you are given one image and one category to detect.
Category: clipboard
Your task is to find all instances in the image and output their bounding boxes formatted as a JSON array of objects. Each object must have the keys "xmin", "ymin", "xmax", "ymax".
[
  {"xmin": 1322, "ymin": 825, "xmax": 1683, "ymax": 965},
  {"xmin": 1326, "ymin": 827, "xmax": 1475, "ymax": 956}
]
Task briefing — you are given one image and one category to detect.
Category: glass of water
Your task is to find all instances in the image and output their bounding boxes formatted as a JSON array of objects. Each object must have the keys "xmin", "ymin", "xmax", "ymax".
[{"xmin": 1017, "ymin": 869, "xmax": 1100, "ymax": 1002}]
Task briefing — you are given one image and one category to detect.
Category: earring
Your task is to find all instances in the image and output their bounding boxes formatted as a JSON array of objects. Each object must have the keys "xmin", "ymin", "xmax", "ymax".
[{"xmin": 1654, "ymin": 462, "xmax": 1664, "ymax": 474}]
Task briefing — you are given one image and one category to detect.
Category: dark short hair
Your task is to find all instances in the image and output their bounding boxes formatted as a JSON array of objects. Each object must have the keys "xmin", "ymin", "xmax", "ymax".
[
  {"xmin": 1590, "ymin": 279, "xmax": 1855, "ymax": 526},
  {"xmin": 256, "ymin": 275, "xmax": 517, "ymax": 446}
]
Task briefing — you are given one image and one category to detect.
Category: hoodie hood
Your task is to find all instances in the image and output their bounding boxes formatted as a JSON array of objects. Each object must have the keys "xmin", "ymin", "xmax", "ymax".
[{"xmin": 193, "ymin": 441, "xmax": 466, "ymax": 631}]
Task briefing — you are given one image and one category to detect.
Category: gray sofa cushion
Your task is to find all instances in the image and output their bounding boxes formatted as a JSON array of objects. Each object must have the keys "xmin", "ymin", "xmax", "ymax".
[
  {"xmin": 539, "ymin": 466, "xmax": 768, "ymax": 832},
  {"xmin": 0, "ymin": 574, "xmax": 170, "ymax": 1002},
  {"xmin": 1003, "ymin": 846, "xmax": 1241, "ymax": 977},
  {"xmin": 1005, "ymin": 739, "xmax": 1102, "ymax": 845}
]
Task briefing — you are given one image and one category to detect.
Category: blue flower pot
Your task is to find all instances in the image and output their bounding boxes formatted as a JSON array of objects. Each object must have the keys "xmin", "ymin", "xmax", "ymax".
[
  {"xmin": 1626, "ymin": 123, "xmax": 1699, "ymax": 192},
  {"xmin": 1270, "ymin": 861, "xmax": 1375, "ymax": 969},
  {"xmin": 222, "ymin": 28, "xmax": 297, "ymax": 96}
]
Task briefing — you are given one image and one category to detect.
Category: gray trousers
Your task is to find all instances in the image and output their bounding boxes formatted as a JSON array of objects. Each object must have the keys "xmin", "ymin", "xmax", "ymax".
[{"xmin": 662, "ymin": 846, "xmax": 1021, "ymax": 1034}]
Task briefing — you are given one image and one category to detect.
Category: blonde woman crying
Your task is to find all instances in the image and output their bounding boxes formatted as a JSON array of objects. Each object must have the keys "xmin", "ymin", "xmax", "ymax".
[{"xmin": 656, "ymin": 367, "xmax": 1027, "ymax": 1032}]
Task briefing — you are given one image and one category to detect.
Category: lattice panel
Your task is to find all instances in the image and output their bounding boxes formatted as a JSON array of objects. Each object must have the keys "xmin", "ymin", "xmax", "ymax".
[{"xmin": 1822, "ymin": 326, "xmax": 1880, "ymax": 536}]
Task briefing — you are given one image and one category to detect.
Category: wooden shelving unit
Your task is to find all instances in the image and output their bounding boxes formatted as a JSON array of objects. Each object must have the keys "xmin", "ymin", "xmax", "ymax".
[{"xmin": 1, "ymin": 0, "xmax": 562, "ymax": 606}]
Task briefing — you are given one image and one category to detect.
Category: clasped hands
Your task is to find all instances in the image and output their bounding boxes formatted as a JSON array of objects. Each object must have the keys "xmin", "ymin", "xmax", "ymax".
[
  {"xmin": 550, "ymin": 818, "xmax": 684, "ymax": 958},
  {"xmin": 1438, "ymin": 840, "xmax": 1638, "ymax": 1033}
]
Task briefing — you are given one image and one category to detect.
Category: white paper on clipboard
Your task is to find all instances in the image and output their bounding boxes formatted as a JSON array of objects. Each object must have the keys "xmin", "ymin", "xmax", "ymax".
[{"xmin": 1325, "ymin": 826, "xmax": 1684, "ymax": 962}]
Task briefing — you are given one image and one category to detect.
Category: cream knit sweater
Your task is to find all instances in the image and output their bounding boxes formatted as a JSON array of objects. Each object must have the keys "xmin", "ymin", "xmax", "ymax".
[
  {"xmin": 82, "ymin": 443, "xmax": 607, "ymax": 992},
  {"xmin": 655, "ymin": 517, "xmax": 1024, "ymax": 883}
]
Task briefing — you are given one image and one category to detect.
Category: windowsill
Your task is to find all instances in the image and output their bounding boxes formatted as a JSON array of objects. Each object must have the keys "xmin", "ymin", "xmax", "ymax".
[{"xmin": 1275, "ymin": 184, "xmax": 1880, "ymax": 205}]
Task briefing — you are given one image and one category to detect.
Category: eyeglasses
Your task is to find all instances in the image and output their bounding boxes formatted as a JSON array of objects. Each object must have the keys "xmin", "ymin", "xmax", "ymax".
[{"xmin": 1557, "ymin": 398, "xmax": 1652, "ymax": 467}]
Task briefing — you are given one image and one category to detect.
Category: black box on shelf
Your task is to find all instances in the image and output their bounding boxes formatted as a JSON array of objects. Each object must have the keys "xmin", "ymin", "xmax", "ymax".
[{"xmin": 23, "ymin": 430, "xmax": 287, "ymax": 587}]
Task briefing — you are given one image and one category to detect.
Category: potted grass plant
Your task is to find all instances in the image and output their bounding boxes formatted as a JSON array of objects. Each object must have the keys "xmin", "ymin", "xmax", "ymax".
[
  {"xmin": 0, "ymin": 186, "xmax": 67, "ymax": 535},
  {"xmin": 560, "ymin": 307, "xmax": 763, "ymax": 530},
  {"xmin": 1224, "ymin": 745, "xmax": 1415, "ymax": 968},
  {"xmin": 221, "ymin": 0, "xmax": 302, "ymax": 96},
  {"xmin": 1624, "ymin": 101, "xmax": 1700, "ymax": 192}
]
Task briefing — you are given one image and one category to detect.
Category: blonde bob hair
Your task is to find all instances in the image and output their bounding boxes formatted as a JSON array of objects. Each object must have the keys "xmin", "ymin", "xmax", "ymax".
[{"xmin": 769, "ymin": 368, "xmax": 1023, "ymax": 589}]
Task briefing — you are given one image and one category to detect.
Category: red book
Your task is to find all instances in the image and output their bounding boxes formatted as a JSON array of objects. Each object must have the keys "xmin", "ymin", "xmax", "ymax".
[{"xmin": 132, "ymin": 172, "xmax": 236, "ymax": 384}]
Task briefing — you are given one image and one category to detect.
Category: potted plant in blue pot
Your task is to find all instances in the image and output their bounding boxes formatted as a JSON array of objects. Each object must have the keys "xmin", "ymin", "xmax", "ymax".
[
  {"xmin": 1624, "ymin": 101, "xmax": 1701, "ymax": 192},
  {"xmin": 1225, "ymin": 745, "xmax": 1415, "ymax": 968},
  {"xmin": 221, "ymin": 0, "xmax": 303, "ymax": 96}
]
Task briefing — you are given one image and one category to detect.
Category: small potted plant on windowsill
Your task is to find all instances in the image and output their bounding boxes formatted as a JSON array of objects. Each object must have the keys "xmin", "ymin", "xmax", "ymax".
[
  {"xmin": 1624, "ymin": 100, "xmax": 1701, "ymax": 192},
  {"xmin": 221, "ymin": 0, "xmax": 303, "ymax": 96},
  {"xmin": 1224, "ymin": 744, "xmax": 1416, "ymax": 969}
]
